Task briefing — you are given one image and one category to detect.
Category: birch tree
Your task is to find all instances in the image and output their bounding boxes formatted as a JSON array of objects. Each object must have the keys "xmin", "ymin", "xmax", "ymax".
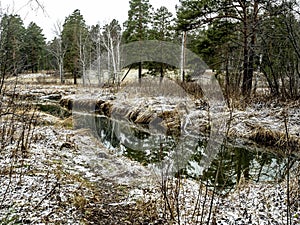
[
  {"xmin": 48, "ymin": 21, "xmax": 66, "ymax": 83},
  {"xmin": 102, "ymin": 20, "xmax": 122, "ymax": 84},
  {"xmin": 90, "ymin": 24, "xmax": 102, "ymax": 85},
  {"xmin": 79, "ymin": 29, "xmax": 90, "ymax": 85},
  {"xmin": 62, "ymin": 9, "xmax": 88, "ymax": 84}
]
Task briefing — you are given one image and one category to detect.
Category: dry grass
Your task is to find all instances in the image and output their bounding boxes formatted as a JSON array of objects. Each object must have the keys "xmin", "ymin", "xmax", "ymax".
[
  {"xmin": 120, "ymin": 77, "xmax": 189, "ymax": 98},
  {"xmin": 68, "ymin": 175, "xmax": 161, "ymax": 225},
  {"xmin": 249, "ymin": 125, "xmax": 300, "ymax": 152},
  {"xmin": 178, "ymin": 81, "xmax": 204, "ymax": 99}
]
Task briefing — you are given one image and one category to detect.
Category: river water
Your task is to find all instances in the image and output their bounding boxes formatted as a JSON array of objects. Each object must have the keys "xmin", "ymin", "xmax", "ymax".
[{"xmin": 74, "ymin": 112, "xmax": 291, "ymax": 193}]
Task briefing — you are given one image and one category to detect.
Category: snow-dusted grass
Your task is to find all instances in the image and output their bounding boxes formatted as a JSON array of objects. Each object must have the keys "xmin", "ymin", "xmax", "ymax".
[
  {"xmin": 0, "ymin": 123, "xmax": 155, "ymax": 224},
  {"xmin": 127, "ymin": 174, "xmax": 300, "ymax": 225},
  {"xmin": 228, "ymin": 101, "xmax": 300, "ymax": 152},
  {"xmin": 0, "ymin": 80, "xmax": 299, "ymax": 224}
]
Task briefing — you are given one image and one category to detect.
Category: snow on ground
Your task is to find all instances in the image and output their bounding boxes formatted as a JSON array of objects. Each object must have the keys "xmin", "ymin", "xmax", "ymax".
[
  {"xmin": 127, "ymin": 174, "xmax": 300, "ymax": 225},
  {"xmin": 18, "ymin": 73, "xmax": 51, "ymax": 79},
  {"xmin": 0, "ymin": 121, "xmax": 153, "ymax": 224},
  {"xmin": 227, "ymin": 101, "xmax": 300, "ymax": 153},
  {"xmin": 1, "ymin": 81, "xmax": 300, "ymax": 224},
  {"xmin": 1, "ymin": 114, "xmax": 299, "ymax": 224},
  {"xmin": 0, "ymin": 126, "xmax": 83, "ymax": 224}
]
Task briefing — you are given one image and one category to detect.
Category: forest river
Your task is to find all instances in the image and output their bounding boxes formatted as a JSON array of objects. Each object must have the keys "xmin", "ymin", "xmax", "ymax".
[{"xmin": 73, "ymin": 112, "xmax": 292, "ymax": 193}]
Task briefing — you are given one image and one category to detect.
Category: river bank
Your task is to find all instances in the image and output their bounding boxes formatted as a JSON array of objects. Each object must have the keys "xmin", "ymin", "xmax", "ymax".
[
  {"xmin": 0, "ymin": 80, "xmax": 299, "ymax": 224},
  {"xmin": 0, "ymin": 109, "xmax": 299, "ymax": 224},
  {"xmin": 58, "ymin": 85, "xmax": 300, "ymax": 154}
]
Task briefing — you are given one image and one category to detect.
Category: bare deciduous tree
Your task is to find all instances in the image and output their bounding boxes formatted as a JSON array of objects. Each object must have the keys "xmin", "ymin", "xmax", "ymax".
[
  {"xmin": 48, "ymin": 20, "xmax": 67, "ymax": 83},
  {"xmin": 101, "ymin": 20, "xmax": 122, "ymax": 84}
]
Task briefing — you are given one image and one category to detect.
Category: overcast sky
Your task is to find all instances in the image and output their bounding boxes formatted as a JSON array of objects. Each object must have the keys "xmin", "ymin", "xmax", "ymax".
[{"xmin": 1, "ymin": 0, "xmax": 179, "ymax": 41}]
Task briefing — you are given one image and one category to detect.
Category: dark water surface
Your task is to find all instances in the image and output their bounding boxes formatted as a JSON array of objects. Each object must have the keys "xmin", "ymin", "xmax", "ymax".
[{"xmin": 75, "ymin": 113, "xmax": 291, "ymax": 192}]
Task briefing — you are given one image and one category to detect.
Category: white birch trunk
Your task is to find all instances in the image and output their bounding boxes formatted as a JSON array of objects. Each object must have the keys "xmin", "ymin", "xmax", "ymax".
[
  {"xmin": 97, "ymin": 39, "xmax": 101, "ymax": 85},
  {"xmin": 79, "ymin": 33, "xmax": 86, "ymax": 85},
  {"xmin": 101, "ymin": 21, "xmax": 122, "ymax": 85},
  {"xmin": 180, "ymin": 31, "xmax": 187, "ymax": 82}
]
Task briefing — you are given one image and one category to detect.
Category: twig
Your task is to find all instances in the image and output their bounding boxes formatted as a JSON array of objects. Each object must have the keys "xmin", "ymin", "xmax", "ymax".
[
  {"xmin": 207, "ymin": 162, "xmax": 220, "ymax": 224},
  {"xmin": 283, "ymin": 108, "xmax": 292, "ymax": 225},
  {"xmin": 200, "ymin": 179, "xmax": 209, "ymax": 224},
  {"xmin": 34, "ymin": 182, "xmax": 60, "ymax": 210},
  {"xmin": 192, "ymin": 181, "xmax": 203, "ymax": 223}
]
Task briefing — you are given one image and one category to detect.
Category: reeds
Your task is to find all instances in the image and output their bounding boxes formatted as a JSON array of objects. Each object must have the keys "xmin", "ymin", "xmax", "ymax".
[{"xmin": 249, "ymin": 125, "xmax": 300, "ymax": 151}]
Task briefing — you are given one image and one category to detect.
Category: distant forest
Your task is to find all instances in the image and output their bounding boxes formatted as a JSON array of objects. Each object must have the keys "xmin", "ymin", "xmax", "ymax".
[{"xmin": 1, "ymin": 0, "xmax": 300, "ymax": 99}]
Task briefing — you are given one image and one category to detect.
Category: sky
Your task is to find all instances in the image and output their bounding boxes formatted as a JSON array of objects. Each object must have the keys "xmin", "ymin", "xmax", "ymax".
[{"xmin": 1, "ymin": 0, "xmax": 180, "ymax": 41}]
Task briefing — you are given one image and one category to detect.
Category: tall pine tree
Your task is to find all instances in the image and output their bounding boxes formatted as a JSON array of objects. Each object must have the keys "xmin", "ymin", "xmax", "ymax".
[
  {"xmin": 123, "ymin": 0, "xmax": 153, "ymax": 43},
  {"xmin": 123, "ymin": 0, "xmax": 153, "ymax": 81},
  {"xmin": 0, "ymin": 14, "xmax": 26, "ymax": 76},
  {"xmin": 24, "ymin": 22, "xmax": 46, "ymax": 73},
  {"xmin": 177, "ymin": 0, "xmax": 263, "ymax": 97},
  {"xmin": 62, "ymin": 9, "xmax": 88, "ymax": 84},
  {"xmin": 151, "ymin": 6, "xmax": 174, "ymax": 41},
  {"xmin": 148, "ymin": 6, "xmax": 175, "ymax": 77}
]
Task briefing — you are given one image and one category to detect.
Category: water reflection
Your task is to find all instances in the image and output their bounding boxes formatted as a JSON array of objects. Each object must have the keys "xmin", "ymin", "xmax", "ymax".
[
  {"xmin": 194, "ymin": 146, "xmax": 287, "ymax": 191},
  {"xmin": 76, "ymin": 113, "xmax": 289, "ymax": 192}
]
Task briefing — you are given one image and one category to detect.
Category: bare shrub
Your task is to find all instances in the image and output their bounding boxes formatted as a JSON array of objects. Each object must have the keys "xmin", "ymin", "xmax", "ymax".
[{"xmin": 0, "ymin": 78, "xmax": 38, "ymax": 220}]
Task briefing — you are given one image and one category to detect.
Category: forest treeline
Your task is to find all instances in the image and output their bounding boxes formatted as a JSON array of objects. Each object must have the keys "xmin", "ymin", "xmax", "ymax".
[{"xmin": 0, "ymin": 0, "xmax": 300, "ymax": 99}]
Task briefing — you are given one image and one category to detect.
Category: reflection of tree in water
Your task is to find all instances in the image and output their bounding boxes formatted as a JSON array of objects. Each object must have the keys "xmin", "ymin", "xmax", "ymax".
[
  {"xmin": 255, "ymin": 151, "xmax": 287, "ymax": 182},
  {"xmin": 235, "ymin": 147, "xmax": 251, "ymax": 182},
  {"xmin": 191, "ymin": 145, "xmax": 287, "ymax": 193},
  {"xmin": 94, "ymin": 116, "xmax": 176, "ymax": 164},
  {"xmin": 95, "ymin": 116, "xmax": 120, "ymax": 148},
  {"xmin": 123, "ymin": 138, "xmax": 176, "ymax": 166},
  {"xmin": 93, "ymin": 115, "xmax": 289, "ymax": 192}
]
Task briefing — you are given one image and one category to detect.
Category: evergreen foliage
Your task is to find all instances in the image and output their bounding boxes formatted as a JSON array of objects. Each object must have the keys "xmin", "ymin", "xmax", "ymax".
[
  {"xmin": 0, "ymin": 1, "xmax": 299, "ymax": 99},
  {"xmin": 24, "ymin": 22, "xmax": 46, "ymax": 73},
  {"xmin": 62, "ymin": 9, "xmax": 88, "ymax": 84},
  {"xmin": 123, "ymin": 0, "xmax": 153, "ymax": 42},
  {"xmin": 0, "ymin": 14, "xmax": 25, "ymax": 76}
]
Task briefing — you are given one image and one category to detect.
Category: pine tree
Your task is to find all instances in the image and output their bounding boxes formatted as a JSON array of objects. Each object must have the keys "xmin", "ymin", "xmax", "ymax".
[
  {"xmin": 24, "ymin": 22, "xmax": 46, "ymax": 73},
  {"xmin": 0, "ymin": 14, "xmax": 26, "ymax": 76},
  {"xmin": 177, "ymin": 0, "xmax": 262, "ymax": 97},
  {"xmin": 147, "ymin": 6, "xmax": 176, "ymax": 77},
  {"xmin": 151, "ymin": 6, "xmax": 174, "ymax": 41},
  {"xmin": 62, "ymin": 9, "xmax": 88, "ymax": 84},
  {"xmin": 123, "ymin": 0, "xmax": 153, "ymax": 43},
  {"xmin": 123, "ymin": 0, "xmax": 153, "ymax": 81}
]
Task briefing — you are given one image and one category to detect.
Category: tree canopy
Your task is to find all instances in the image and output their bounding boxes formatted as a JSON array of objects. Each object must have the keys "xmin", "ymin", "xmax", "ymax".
[
  {"xmin": 123, "ymin": 0, "xmax": 153, "ymax": 42},
  {"xmin": 0, "ymin": 1, "xmax": 299, "ymax": 99},
  {"xmin": 62, "ymin": 9, "xmax": 88, "ymax": 84},
  {"xmin": 176, "ymin": 0, "xmax": 300, "ymax": 98},
  {"xmin": 0, "ymin": 14, "xmax": 26, "ymax": 76},
  {"xmin": 24, "ymin": 22, "xmax": 46, "ymax": 73}
]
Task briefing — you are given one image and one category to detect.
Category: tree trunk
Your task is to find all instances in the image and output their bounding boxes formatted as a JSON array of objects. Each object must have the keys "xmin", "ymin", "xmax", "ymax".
[
  {"xmin": 241, "ymin": 0, "xmax": 258, "ymax": 97},
  {"xmin": 160, "ymin": 63, "xmax": 164, "ymax": 83},
  {"xmin": 138, "ymin": 62, "xmax": 142, "ymax": 83},
  {"xmin": 241, "ymin": 21, "xmax": 251, "ymax": 97},
  {"xmin": 241, "ymin": 2, "xmax": 250, "ymax": 97},
  {"xmin": 59, "ymin": 57, "xmax": 65, "ymax": 84},
  {"xmin": 180, "ymin": 31, "xmax": 187, "ymax": 82},
  {"xmin": 73, "ymin": 70, "xmax": 77, "ymax": 85},
  {"xmin": 97, "ymin": 37, "xmax": 101, "ymax": 85}
]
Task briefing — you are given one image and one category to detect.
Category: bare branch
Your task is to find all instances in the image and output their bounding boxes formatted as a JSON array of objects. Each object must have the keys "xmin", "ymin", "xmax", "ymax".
[{"xmin": 27, "ymin": 0, "xmax": 46, "ymax": 13}]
